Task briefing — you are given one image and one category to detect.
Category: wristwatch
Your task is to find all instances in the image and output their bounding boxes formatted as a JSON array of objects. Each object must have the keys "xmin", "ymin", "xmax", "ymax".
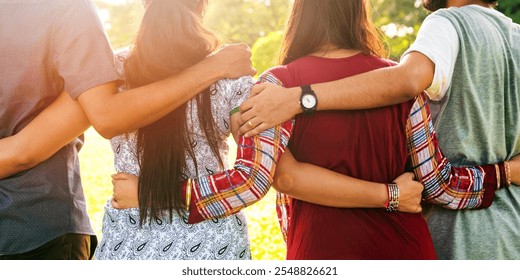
[{"xmin": 299, "ymin": 85, "xmax": 317, "ymax": 114}]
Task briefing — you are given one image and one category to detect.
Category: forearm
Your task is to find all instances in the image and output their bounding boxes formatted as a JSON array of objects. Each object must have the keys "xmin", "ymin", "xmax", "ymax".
[
  {"xmin": 186, "ymin": 120, "xmax": 293, "ymax": 223},
  {"xmin": 0, "ymin": 137, "xmax": 32, "ymax": 178},
  {"xmin": 239, "ymin": 52, "xmax": 434, "ymax": 136},
  {"xmin": 79, "ymin": 60, "xmax": 222, "ymax": 138},
  {"xmin": 408, "ymin": 94, "xmax": 504, "ymax": 209},
  {"xmin": 273, "ymin": 153, "xmax": 387, "ymax": 208},
  {"xmin": 257, "ymin": 66, "xmax": 417, "ymax": 122},
  {"xmin": 313, "ymin": 67, "xmax": 416, "ymax": 111},
  {"xmin": 0, "ymin": 92, "xmax": 90, "ymax": 179},
  {"xmin": 314, "ymin": 52, "xmax": 433, "ymax": 111}
]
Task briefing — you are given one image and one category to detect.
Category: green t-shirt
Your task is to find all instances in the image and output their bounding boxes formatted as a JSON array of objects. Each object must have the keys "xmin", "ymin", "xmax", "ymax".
[{"xmin": 424, "ymin": 5, "xmax": 520, "ymax": 259}]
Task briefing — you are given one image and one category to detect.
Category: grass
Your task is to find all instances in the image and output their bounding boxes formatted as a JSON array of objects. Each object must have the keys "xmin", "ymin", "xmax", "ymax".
[{"xmin": 79, "ymin": 127, "xmax": 286, "ymax": 260}]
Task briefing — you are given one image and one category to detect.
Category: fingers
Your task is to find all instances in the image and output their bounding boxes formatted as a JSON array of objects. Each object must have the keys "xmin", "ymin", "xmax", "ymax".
[
  {"xmin": 111, "ymin": 173, "xmax": 129, "ymax": 180},
  {"xmin": 238, "ymin": 117, "xmax": 260, "ymax": 136},
  {"xmin": 400, "ymin": 172, "xmax": 415, "ymax": 180},
  {"xmin": 243, "ymin": 123, "xmax": 270, "ymax": 138},
  {"xmin": 249, "ymin": 84, "xmax": 267, "ymax": 98},
  {"xmin": 111, "ymin": 198, "xmax": 120, "ymax": 209},
  {"xmin": 237, "ymin": 116, "xmax": 269, "ymax": 138}
]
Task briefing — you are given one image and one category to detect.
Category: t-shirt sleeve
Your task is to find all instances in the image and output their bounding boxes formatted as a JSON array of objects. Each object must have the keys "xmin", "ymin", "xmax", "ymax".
[
  {"xmin": 401, "ymin": 14, "xmax": 459, "ymax": 101},
  {"xmin": 52, "ymin": 0, "xmax": 119, "ymax": 99}
]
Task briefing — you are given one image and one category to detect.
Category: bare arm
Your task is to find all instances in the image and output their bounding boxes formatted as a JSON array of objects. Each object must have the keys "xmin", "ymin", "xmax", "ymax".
[
  {"xmin": 272, "ymin": 150, "xmax": 423, "ymax": 212},
  {"xmin": 79, "ymin": 44, "xmax": 255, "ymax": 139},
  {"xmin": 238, "ymin": 52, "xmax": 434, "ymax": 136},
  {"xmin": 0, "ymin": 91, "xmax": 90, "ymax": 179}
]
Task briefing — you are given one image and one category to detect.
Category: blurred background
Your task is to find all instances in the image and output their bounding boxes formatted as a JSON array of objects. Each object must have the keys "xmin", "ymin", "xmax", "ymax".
[{"xmin": 82, "ymin": 0, "xmax": 520, "ymax": 260}]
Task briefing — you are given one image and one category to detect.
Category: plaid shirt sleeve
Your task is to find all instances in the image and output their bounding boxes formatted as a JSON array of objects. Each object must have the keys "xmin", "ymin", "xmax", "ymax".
[
  {"xmin": 407, "ymin": 93, "xmax": 507, "ymax": 209},
  {"xmin": 185, "ymin": 72, "xmax": 294, "ymax": 224}
]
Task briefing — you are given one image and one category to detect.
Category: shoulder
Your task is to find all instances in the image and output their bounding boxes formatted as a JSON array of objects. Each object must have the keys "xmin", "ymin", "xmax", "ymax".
[
  {"xmin": 258, "ymin": 65, "xmax": 290, "ymax": 86},
  {"xmin": 366, "ymin": 55, "xmax": 397, "ymax": 67},
  {"xmin": 212, "ymin": 76, "xmax": 254, "ymax": 99},
  {"xmin": 58, "ymin": 0, "xmax": 100, "ymax": 16},
  {"xmin": 216, "ymin": 76, "xmax": 254, "ymax": 92},
  {"xmin": 54, "ymin": 0, "xmax": 104, "ymax": 28},
  {"xmin": 108, "ymin": 47, "xmax": 132, "ymax": 82}
]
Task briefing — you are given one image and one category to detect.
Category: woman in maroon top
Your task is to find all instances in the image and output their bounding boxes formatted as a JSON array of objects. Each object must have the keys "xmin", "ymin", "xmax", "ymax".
[
  {"xmin": 263, "ymin": 0, "xmax": 517, "ymax": 260},
  {"xmin": 258, "ymin": 0, "xmax": 436, "ymax": 259}
]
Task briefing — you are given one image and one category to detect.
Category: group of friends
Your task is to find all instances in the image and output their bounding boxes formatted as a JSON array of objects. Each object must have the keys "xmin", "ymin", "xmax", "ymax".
[{"xmin": 0, "ymin": 0, "xmax": 519, "ymax": 260}]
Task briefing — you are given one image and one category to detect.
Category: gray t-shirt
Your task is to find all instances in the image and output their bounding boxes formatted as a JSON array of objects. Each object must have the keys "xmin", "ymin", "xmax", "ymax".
[{"xmin": 0, "ymin": 0, "xmax": 118, "ymax": 254}]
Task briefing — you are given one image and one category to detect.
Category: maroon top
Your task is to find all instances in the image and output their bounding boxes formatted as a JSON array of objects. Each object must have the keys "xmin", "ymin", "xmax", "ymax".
[{"xmin": 269, "ymin": 54, "xmax": 436, "ymax": 260}]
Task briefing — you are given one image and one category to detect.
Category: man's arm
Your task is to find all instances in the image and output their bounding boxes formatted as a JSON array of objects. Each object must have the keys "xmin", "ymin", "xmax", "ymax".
[
  {"xmin": 0, "ymin": 92, "xmax": 90, "ymax": 179},
  {"xmin": 238, "ymin": 51, "xmax": 434, "ymax": 136},
  {"xmin": 79, "ymin": 44, "xmax": 255, "ymax": 139},
  {"xmin": 52, "ymin": 1, "xmax": 255, "ymax": 139}
]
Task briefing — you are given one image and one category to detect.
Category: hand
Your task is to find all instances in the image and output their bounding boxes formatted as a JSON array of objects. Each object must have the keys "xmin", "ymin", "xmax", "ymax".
[
  {"xmin": 509, "ymin": 154, "xmax": 520, "ymax": 186},
  {"xmin": 208, "ymin": 43, "xmax": 256, "ymax": 79},
  {"xmin": 392, "ymin": 172, "xmax": 424, "ymax": 213},
  {"xmin": 238, "ymin": 83, "xmax": 300, "ymax": 137},
  {"xmin": 111, "ymin": 173, "xmax": 139, "ymax": 209}
]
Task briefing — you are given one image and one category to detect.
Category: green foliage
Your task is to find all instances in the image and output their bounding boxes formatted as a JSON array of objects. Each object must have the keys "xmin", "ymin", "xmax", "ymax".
[
  {"xmin": 497, "ymin": 0, "xmax": 520, "ymax": 23},
  {"xmin": 372, "ymin": 0, "xmax": 428, "ymax": 59},
  {"xmin": 251, "ymin": 31, "xmax": 283, "ymax": 76},
  {"xmin": 204, "ymin": 0, "xmax": 290, "ymax": 45}
]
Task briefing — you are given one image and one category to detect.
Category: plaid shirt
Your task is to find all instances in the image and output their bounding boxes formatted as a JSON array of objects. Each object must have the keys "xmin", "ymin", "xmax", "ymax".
[
  {"xmin": 184, "ymin": 72, "xmax": 505, "ymax": 244},
  {"xmin": 185, "ymin": 73, "xmax": 293, "ymax": 223}
]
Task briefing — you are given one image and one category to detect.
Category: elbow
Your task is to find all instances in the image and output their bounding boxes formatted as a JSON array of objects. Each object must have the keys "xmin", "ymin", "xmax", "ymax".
[
  {"xmin": 273, "ymin": 170, "xmax": 296, "ymax": 194},
  {"xmin": 93, "ymin": 125, "xmax": 118, "ymax": 139},
  {"xmin": 400, "ymin": 78, "xmax": 424, "ymax": 100},
  {"xmin": 392, "ymin": 64, "xmax": 426, "ymax": 100},
  {"xmin": 89, "ymin": 116, "xmax": 119, "ymax": 139},
  {"xmin": 410, "ymin": 78, "xmax": 427, "ymax": 99},
  {"xmin": 11, "ymin": 150, "xmax": 40, "ymax": 172}
]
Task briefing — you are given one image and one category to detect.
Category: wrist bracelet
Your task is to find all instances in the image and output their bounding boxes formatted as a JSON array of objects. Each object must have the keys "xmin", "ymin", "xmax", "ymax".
[
  {"xmin": 505, "ymin": 161, "xmax": 511, "ymax": 187},
  {"xmin": 495, "ymin": 164, "xmax": 501, "ymax": 189},
  {"xmin": 185, "ymin": 178, "xmax": 192, "ymax": 211},
  {"xmin": 385, "ymin": 183, "xmax": 399, "ymax": 212}
]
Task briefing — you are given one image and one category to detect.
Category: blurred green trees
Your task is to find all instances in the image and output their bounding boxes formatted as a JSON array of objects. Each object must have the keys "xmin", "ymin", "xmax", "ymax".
[{"xmin": 95, "ymin": 0, "xmax": 519, "ymax": 71}]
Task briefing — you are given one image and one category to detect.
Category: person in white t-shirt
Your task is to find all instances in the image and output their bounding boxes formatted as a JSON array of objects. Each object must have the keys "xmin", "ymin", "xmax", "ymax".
[{"xmin": 236, "ymin": 0, "xmax": 520, "ymax": 259}]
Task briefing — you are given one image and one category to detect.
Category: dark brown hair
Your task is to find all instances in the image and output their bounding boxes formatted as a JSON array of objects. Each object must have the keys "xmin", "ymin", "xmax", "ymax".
[
  {"xmin": 124, "ymin": 0, "xmax": 223, "ymax": 224},
  {"xmin": 279, "ymin": 0, "xmax": 385, "ymax": 65}
]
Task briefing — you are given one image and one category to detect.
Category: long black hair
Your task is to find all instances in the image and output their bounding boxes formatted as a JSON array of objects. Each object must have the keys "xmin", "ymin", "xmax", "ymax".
[{"xmin": 124, "ymin": 0, "xmax": 224, "ymax": 225}]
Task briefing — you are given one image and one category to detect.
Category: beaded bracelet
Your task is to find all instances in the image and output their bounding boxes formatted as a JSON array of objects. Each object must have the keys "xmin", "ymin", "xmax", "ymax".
[
  {"xmin": 185, "ymin": 178, "xmax": 192, "ymax": 211},
  {"xmin": 505, "ymin": 161, "xmax": 511, "ymax": 187},
  {"xmin": 385, "ymin": 183, "xmax": 399, "ymax": 212},
  {"xmin": 495, "ymin": 163, "xmax": 501, "ymax": 189}
]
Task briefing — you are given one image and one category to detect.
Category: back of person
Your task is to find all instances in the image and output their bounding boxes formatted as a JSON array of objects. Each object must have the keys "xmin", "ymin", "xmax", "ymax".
[
  {"xmin": 426, "ymin": 5, "xmax": 520, "ymax": 259},
  {"xmin": 94, "ymin": 48, "xmax": 255, "ymax": 259},
  {"xmin": 0, "ymin": 0, "xmax": 116, "ymax": 257},
  {"xmin": 269, "ymin": 53, "xmax": 436, "ymax": 259}
]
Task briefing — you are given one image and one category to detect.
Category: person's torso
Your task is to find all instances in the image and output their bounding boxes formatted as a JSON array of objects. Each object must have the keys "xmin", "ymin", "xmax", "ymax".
[
  {"xmin": 101, "ymin": 53, "xmax": 253, "ymax": 259},
  {"xmin": 0, "ymin": 0, "xmax": 102, "ymax": 255},
  {"xmin": 271, "ymin": 54, "xmax": 435, "ymax": 259},
  {"xmin": 426, "ymin": 5, "xmax": 520, "ymax": 259}
]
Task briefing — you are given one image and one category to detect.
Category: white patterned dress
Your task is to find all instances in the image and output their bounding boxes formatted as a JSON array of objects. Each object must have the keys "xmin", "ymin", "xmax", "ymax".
[{"xmin": 94, "ymin": 55, "xmax": 254, "ymax": 260}]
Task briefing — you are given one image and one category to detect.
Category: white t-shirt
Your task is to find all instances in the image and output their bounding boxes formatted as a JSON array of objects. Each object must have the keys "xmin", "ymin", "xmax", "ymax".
[{"xmin": 402, "ymin": 14, "xmax": 459, "ymax": 101}]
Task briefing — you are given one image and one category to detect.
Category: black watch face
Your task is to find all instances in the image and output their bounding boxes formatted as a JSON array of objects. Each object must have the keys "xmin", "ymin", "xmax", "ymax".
[{"xmin": 302, "ymin": 93, "xmax": 317, "ymax": 109}]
